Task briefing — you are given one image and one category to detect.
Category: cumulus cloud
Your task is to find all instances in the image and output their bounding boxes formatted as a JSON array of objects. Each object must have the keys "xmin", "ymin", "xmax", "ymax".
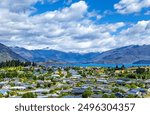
[
  {"xmin": 118, "ymin": 20, "xmax": 150, "ymax": 46},
  {"xmin": 0, "ymin": 0, "xmax": 43, "ymax": 14},
  {"xmin": 114, "ymin": 0, "xmax": 150, "ymax": 14},
  {"xmin": 0, "ymin": 0, "xmax": 149, "ymax": 53}
]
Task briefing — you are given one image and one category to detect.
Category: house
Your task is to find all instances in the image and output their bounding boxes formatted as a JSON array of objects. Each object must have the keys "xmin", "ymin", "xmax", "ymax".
[
  {"xmin": 93, "ymin": 89, "xmax": 102, "ymax": 94},
  {"xmin": 2, "ymin": 85, "xmax": 11, "ymax": 89},
  {"xmin": 118, "ymin": 86, "xmax": 129, "ymax": 92},
  {"xmin": 36, "ymin": 80, "xmax": 44, "ymax": 84},
  {"xmin": 71, "ymin": 75, "xmax": 82, "ymax": 79},
  {"xmin": 0, "ymin": 89, "xmax": 9, "ymax": 96},
  {"xmin": 31, "ymin": 89, "xmax": 50, "ymax": 94},
  {"xmin": 37, "ymin": 96, "xmax": 49, "ymax": 98},
  {"xmin": 47, "ymin": 94, "xmax": 59, "ymax": 98},
  {"xmin": 10, "ymin": 86, "xmax": 27, "ymax": 90},
  {"xmin": 92, "ymin": 94, "xmax": 103, "ymax": 98},
  {"xmin": 115, "ymin": 92, "xmax": 124, "ymax": 98},
  {"xmin": 96, "ymin": 84, "xmax": 111, "ymax": 90},
  {"xmin": 51, "ymin": 74, "xmax": 60, "ymax": 78},
  {"xmin": 61, "ymin": 89, "xmax": 71, "ymax": 93},
  {"xmin": 13, "ymin": 81, "xmax": 25, "ymax": 86},
  {"xmin": 72, "ymin": 87, "xmax": 85, "ymax": 95},
  {"xmin": 145, "ymin": 79, "xmax": 150, "ymax": 84},
  {"xmin": 116, "ymin": 80, "xmax": 125, "ymax": 85},
  {"xmin": 69, "ymin": 69, "xmax": 78, "ymax": 75},
  {"xmin": 127, "ymin": 89, "xmax": 141, "ymax": 96},
  {"xmin": 81, "ymin": 84, "xmax": 90, "ymax": 89},
  {"xmin": 86, "ymin": 76, "xmax": 95, "ymax": 79},
  {"xmin": 107, "ymin": 78, "xmax": 116, "ymax": 83},
  {"xmin": 118, "ymin": 78, "xmax": 130, "ymax": 81},
  {"xmin": 138, "ymin": 88, "xmax": 148, "ymax": 95},
  {"xmin": 101, "ymin": 89, "xmax": 112, "ymax": 93},
  {"xmin": 0, "ymin": 82, "xmax": 8, "ymax": 88},
  {"xmin": 147, "ymin": 87, "xmax": 150, "ymax": 93},
  {"xmin": 63, "ymin": 95, "xmax": 82, "ymax": 98},
  {"xmin": 97, "ymin": 79, "xmax": 108, "ymax": 84}
]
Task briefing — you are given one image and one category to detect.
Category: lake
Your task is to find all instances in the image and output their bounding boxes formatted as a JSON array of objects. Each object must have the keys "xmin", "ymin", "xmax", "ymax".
[{"xmin": 48, "ymin": 63, "xmax": 150, "ymax": 68}]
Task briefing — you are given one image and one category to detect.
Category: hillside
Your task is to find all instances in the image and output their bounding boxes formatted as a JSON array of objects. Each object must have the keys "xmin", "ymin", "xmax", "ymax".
[
  {"xmin": 11, "ymin": 45, "xmax": 150, "ymax": 64},
  {"xmin": 0, "ymin": 43, "xmax": 26, "ymax": 62},
  {"xmin": 11, "ymin": 47, "xmax": 100, "ymax": 63},
  {"xmin": 91, "ymin": 45, "xmax": 150, "ymax": 64}
]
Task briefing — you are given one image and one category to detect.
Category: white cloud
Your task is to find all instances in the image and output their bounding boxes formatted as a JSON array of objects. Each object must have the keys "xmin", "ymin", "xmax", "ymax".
[
  {"xmin": 118, "ymin": 20, "xmax": 150, "ymax": 46},
  {"xmin": 114, "ymin": 0, "xmax": 150, "ymax": 14},
  {"xmin": 0, "ymin": 0, "xmax": 43, "ymax": 14},
  {"xmin": 0, "ymin": 0, "xmax": 149, "ymax": 53},
  {"xmin": 49, "ymin": 0, "xmax": 73, "ymax": 4}
]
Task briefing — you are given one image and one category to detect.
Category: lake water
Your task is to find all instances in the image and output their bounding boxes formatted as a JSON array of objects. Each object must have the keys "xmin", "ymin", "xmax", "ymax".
[{"xmin": 48, "ymin": 63, "xmax": 150, "ymax": 68}]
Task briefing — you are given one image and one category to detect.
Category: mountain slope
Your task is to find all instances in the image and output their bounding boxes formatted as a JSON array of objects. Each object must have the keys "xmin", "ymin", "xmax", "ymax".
[
  {"xmin": 0, "ymin": 43, "xmax": 26, "ymax": 62},
  {"xmin": 91, "ymin": 45, "xmax": 150, "ymax": 64},
  {"xmin": 11, "ymin": 47, "xmax": 100, "ymax": 63},
  {"xmin": 11, "ymin": 45, "xmax": 150, "ymax": 64}
]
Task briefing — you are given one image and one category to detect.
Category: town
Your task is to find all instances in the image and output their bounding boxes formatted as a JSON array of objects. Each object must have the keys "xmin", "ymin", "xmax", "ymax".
[{"xmin": 0, "ymin": 60, "xmax": 150, "ymax": 98}]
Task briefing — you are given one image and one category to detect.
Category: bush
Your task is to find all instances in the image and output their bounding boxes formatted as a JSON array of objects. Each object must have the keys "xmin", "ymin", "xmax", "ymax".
[
  {"xmin": 102, "ymin": 94, "xmax": 109, "ymax": 98},
  {"xmin": 136, "ymin": 68, "xmax": 145, "ymax": 74},
  {"xmin": 130, "ymin": 84, "xmax": 138, "ymax": 89},
  {"xmin": 0, "ymin": 93, "xmax": 3, "ymax": 98},
  {"xmin": 22, "ymin": 92, "xmax": 37, "ymax": 98},
  {"xmin": 126, "ymin": 94, "xmax": 136, "ymax": 98},
  {"xmin": 125, "ymin": 84, "xmax": 131, "ymax": 89},
  {"xmin": 109, "ymin": 94, "xmax": 116, "ymax": 98},
  {"xmin": 82, "ymin": 88, "xmax": 93, "ymax": 98},
  {"xmin": 112, "ymin": 88, "xmax": 120, "ymax": 93},
  {"xmin": 126, "ymin": 74, "xmax": 136, "ymax": 79}
]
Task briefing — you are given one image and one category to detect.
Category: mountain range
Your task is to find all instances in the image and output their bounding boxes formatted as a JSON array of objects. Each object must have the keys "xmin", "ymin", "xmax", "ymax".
[
  {"xmin": 10, "ymin": 47, "xmax": 100, "ymax": 63},
  {"xmin": 0, "ymin": 43, "xmax": 150, "ymax": 64},
  {"xmin": 91, "ymin": 45, "xmax": 150, "ymax": 64}
]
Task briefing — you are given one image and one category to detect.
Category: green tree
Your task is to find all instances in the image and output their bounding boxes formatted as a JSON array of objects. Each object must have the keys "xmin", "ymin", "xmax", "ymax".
[
  {"xmin": 22, "ymin": 92, "xmax": 37, "ymax": 98},
  {"xmin": 82, "ymin": 87, "xmax": 93, "ymax": 98},
  {"xmin": 112, "ymin": 88, "xmax": 120, "ymax": 93},
  {"xmin": 136, "ymin": 68, "xmax": 146, "ymax": 74},
  {"xmin": 102, "ymin": 94, "xmax": 109, "ymax": 98},
  {"xmin": 0, "ymin": 93, "xmax": 3, "ymax": 98},
  {"xmin": 109, "ymin": 94, "xmax": 116, "ymax": 98}
]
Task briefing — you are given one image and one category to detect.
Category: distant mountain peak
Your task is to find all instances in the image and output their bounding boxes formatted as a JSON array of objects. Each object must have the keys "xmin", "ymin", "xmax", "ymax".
[{"xmin": 9, "ymin": 44, "xmax": 150, "ymax": 64}]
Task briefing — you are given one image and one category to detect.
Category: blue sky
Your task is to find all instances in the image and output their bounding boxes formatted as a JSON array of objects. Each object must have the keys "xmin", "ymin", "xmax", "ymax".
[
  {"xmin": 0, "ymin": 0, "xmax": 150, "ymax": 53},
  {"xmin": 33, "ymin": 0, "xmax": 150, "ymax": 23}
]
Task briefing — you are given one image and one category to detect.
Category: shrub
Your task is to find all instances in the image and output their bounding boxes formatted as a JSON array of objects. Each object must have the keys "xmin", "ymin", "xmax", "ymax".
[
  {"xmin": 102, "ymin": 94, "xmax": 109, "ymax": 98},
  {"xmin": 82, "ymin": 88, "xmax": 93, "ymax": 98},
  {"xmin": 22, "ymin": 92, "xmax": 37, "ymax": 98}
]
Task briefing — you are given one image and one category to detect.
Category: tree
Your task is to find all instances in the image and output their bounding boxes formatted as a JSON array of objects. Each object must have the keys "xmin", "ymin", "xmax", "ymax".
[
  {"xmin": 115, "ymin": 65, "xmax": 119, "ymax": 70},
  {"xmin": 60, "ymin": 74, "xmax": 64, "ymax": 77},
  {"xmin": 136, "ymin": 67, "xmax": 146, "ymax": 74},
  {"xmin": 0, "ymin": 93, "xmax": 3, "ymax": 98},
  {"xmin": 66, "ymin": 72, "xmax": 72, "ymax": 78},
  {"xmin": 109, "ymin": 94, "xmax": 116, "ymax": 98},
  {"xmin": 82, "ymin": 87, "xmax": 93, "ymax": 98},
  {"xmin": 37, "ymin": 83, "xmax": 41, "ymax": 88},
  {"xmin": 112, "ymin": 88, "xmax": 120, "ymax": 93},
  {"xmin": 81, "ymin": 73, "xmax": 86, "ymax": 78},
  {"xmin": 102, "ymin": 94, "xmax": 109, "ymax": 98},
  {"xmin": 0, "ymin": 60, "xmax": 35, "ymax": 68},
  {"xmin": 126, "ymin": 94, "xmax": 136, "ymax": 98},
  {"xmin": 121, "ymin": 65, "xmax": 125, "ymax": 70},
  {"xmin": 22, "ymin": 92, "xmax": 37, "ymax": 98},
  {"xmin": 126, "ymin": 74, "xmax": 136, "ymax": 79}
]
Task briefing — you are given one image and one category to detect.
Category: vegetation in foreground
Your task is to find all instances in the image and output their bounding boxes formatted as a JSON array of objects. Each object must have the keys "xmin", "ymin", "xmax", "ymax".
[{"xmin": 0, "ymin": 60, "xmax": 150, "ymax": 98}]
